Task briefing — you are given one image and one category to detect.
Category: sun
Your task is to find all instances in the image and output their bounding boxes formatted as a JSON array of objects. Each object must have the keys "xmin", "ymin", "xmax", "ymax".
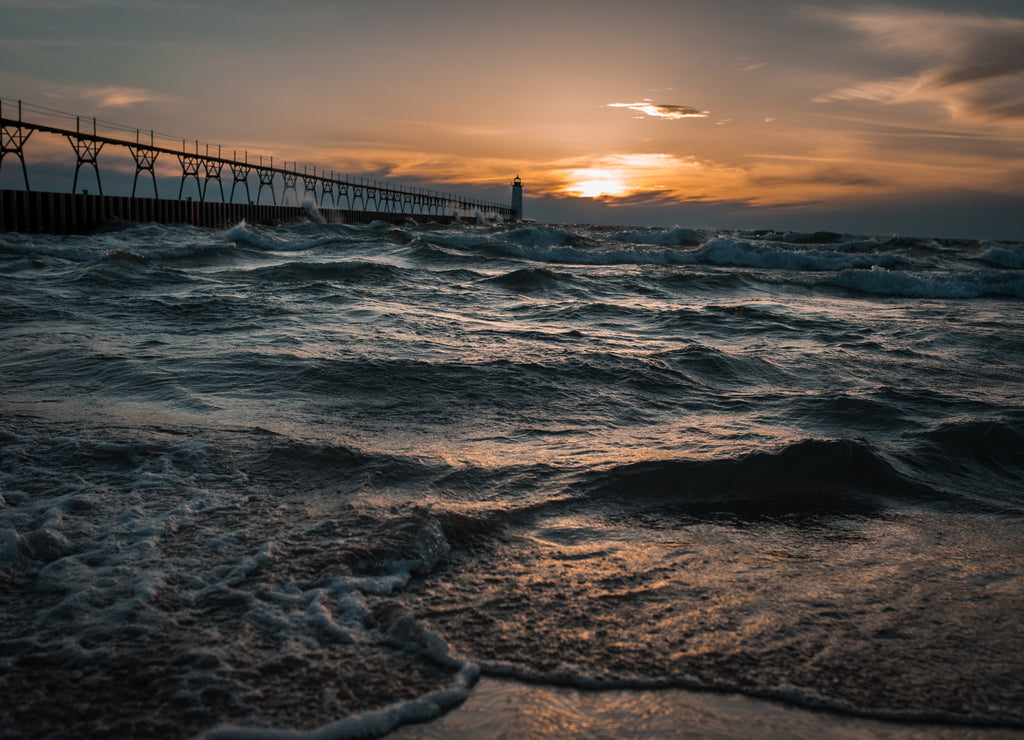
[{"xmin": 564, "ymin": 169, "xmax": 632, "ymax": 199}]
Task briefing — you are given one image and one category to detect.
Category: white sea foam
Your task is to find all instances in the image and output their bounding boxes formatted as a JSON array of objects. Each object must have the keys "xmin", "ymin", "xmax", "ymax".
[
  {"xmin": 695, "ymin": 237, "xmax": 912, "ymax": 270},
  {"xmin": 225, "ymin": 221, "xmax": 352, "ymax": 253},
  {"xmin": 199, "ymin": 663, "xmax": 478, "ymax": 740},
  {"xmin": 199, "ymin": 606, "xmax": 480, "ymax": 740},
  {"xmin": 0, "ymin": 421, "xmax": 481, "ymax": 739}
]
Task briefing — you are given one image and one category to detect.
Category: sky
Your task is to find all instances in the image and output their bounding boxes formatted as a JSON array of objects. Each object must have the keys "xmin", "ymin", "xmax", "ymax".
[{"xmin": 1, "ymin": 0, "xmax": 1022, "ymax": 239}]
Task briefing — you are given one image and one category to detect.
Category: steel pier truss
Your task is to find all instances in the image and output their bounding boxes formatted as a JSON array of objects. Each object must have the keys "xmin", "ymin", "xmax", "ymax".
[{"xmin": 0, "ymin": 99, "xmax": 516, "ymax": 220}]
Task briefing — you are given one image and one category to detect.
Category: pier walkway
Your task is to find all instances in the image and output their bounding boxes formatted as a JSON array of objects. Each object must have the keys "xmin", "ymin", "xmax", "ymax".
[{"xmin": 0, "ymin": 99, "xmax": 515, "ymax": 233}]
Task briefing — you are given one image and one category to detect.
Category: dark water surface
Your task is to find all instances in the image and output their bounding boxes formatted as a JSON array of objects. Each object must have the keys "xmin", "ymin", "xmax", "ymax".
[{"xmin": 1, "ymin": 221, "xmax": 1022, "ymax": 738}]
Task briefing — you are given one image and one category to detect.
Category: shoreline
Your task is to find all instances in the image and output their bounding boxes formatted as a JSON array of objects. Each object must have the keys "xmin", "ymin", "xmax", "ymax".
[{"xmin": 385, "ymin": 677, "xmax": 1024, "ymax": 740}]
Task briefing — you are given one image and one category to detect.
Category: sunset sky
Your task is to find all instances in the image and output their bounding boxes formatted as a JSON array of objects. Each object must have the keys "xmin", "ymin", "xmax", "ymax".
[{"xmin": 2, "ymin": 0, "xmax": 1022, "ymax": 238}]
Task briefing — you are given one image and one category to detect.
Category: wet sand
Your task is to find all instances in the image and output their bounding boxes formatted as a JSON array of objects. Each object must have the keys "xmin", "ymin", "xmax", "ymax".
[{"xmin": 386, "ymin": 677, "xmax": 1024, "ymax": 740}]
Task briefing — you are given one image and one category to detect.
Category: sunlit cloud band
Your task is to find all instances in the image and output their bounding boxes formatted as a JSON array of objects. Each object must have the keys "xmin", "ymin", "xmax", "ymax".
[
  {"xmin": 809, "ymin": 6, "xmax": 1024, "ymax": 124},
  {"xmin": 80, "ymin": 86, "xmax": 177, "ymax": 108}
]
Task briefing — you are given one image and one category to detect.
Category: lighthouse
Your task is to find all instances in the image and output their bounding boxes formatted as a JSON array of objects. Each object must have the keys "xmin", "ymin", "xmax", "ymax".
[{"xmin": 511, "ymin": 175, "xmax": 523, "ymax": 219}]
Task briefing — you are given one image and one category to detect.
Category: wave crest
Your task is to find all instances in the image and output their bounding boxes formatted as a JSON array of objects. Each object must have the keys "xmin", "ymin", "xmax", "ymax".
[
  {"xmin": 829, "ymin": 266, "xmax": 1024, "ymax": 298},
  {"xmin": 579, "ymin": 439, "xmax": 928, "ymax": 516}
]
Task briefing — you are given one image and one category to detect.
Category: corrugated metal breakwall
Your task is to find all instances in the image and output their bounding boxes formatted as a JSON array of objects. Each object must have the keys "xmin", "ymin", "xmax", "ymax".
[
  {"xmin": 0, "ymin": 189, "xmax": 466, "ymax": 234},
  {"xmin": 0, "ymin": 99, "xmax": 514, "ymax": 233}
]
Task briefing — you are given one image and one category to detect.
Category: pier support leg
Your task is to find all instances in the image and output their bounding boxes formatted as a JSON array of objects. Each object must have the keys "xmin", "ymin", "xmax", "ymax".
[
  {"xmin": 256, "ymin": 167, "xmax": 276, "ymax": 206},
  {"xmin": 203, "ymin": 159, "xmax": 226, "ymax": 203},
  {"xmin": 0, "ymin": 101, "xmax": 33, "ymax": 191},
  {"xmin": 178, "ymin": 154, "xmax": 203, "ymax": 201},
  {"xmin": 320, "ymin": 180, "xmax": 335, "ymax": 208},
  {"xmin": 230, "ymin": 163, "xmax": 252, "ymax": 204},
  {"xmin": 67, "ymin": 117, "xmax": 104, "ymax": 195},
  {"xmin": 130, "ymin": 145, "xmax": 159, "ymax": 198},
  {"xmin": 282, "ymin": 169, "xmax": 298, "ymax": 206},
  {"xmin": 303, "ymin": 175, "xmax": 319, "ymax": 206}
]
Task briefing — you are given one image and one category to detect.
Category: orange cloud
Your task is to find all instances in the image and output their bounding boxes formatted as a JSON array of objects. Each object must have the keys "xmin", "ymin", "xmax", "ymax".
[
  {"xmin": 302, "ymin": 147, "xmax": 914, "ymax": 210},
  {"xmin": 545, "ymin": 153, "xmax": 749, "ymax": 204},
  {"xmin": 80, "ymin": 86, "xmax": 178, "ymax": 108}
]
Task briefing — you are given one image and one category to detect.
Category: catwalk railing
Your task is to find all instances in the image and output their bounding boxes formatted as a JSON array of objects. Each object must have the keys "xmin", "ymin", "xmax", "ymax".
[{"xmin": 0, "ymin": 98, "xmax": 515, "ymax": 223}]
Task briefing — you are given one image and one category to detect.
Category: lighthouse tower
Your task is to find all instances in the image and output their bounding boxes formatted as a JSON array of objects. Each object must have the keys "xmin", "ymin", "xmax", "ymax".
[{"xmin": 511, "ymin": 175, "xmax": 523, "ymax": 219}]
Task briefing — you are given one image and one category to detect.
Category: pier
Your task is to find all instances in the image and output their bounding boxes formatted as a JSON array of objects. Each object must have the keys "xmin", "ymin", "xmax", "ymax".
[{"xmin": 0, "ymin": 99, "xmax": 516, "ymax": 233}]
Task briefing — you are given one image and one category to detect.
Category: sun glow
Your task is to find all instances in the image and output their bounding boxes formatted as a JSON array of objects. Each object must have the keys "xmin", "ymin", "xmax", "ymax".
[
  {"xmin": 556, "ymin": 154, "xmax": 707, "ymax": 202},
  {"xmin": 565, "ymin": 169, "xmax": 632, "ymax": 198}
]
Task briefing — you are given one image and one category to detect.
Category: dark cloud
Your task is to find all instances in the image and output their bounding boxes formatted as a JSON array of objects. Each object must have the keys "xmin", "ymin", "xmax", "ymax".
[
  {"xmin": 812, "ymin": 7, "xmax": 1024, "ymax": 123},
  {"xmin": 608, "ymin": 102, "xmax": 709, "ymax": 119},
  {"xmin": 650, "ymin": 104, "xmax": 708, "ymax": 117},
  {"xmin": 931, "ymin": 55, "xmax": 1024, "ymax": 89},
  {"xmin": 751, "ymin": 168, "xmax": 886, "ymax": 189}
]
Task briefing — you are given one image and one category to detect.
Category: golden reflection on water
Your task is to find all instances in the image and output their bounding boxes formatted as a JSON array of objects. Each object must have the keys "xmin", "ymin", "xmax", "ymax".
[{"xmin": 408, "ymin": 505, "xmax": 1024, "ymax": 719}]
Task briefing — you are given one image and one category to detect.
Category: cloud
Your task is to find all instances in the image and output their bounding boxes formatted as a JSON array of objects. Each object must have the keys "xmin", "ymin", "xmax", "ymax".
[
  {"xmin": 545, "ymin": 152, "xmax": 752, "ymax": 204},
  {"xmin": 809, "ymin": 6, "xmax": 1024, "ymax": 124},
  {"xmin": 542, "ymin": 151, "xmax": 901, "ymax": 207},
  {"xmin": 751, "ymin": 167, "xmax": 886, "ymax": 189},
  {"xmin": 814, "ymin": 77, "xmax": 920, "ymax": 105},
  {"xmin": 80, "ymin": 86, "xmax": 174, "ymax": 108},
  {"xmin": 607, "ymin": 101, "xmax": 709, "ymax": 120}
]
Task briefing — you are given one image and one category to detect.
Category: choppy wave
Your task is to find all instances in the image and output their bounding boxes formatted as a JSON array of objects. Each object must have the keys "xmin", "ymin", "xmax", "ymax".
[
  {"xmin": 577, "ymin": 438, "xmax": 929, "ymax": 514},
  {"xmin": 247, "ymin": 259, "xmax": 406, "ymax": 284},
  {"xmin": 609, "ymin": 225, "xmax": 706, "ymax": 246},
  {"xmin": 3, "ymin": 218, "xmax": 1024, "ymax": 738},
  {"xmin": 4, "ymin": 222, "xmax": 1023, "ymax": 302},
  {"xmin": 976, "ymin": 244, "xmax": 1024, "ymax": 269},
  {"xmin": 489, "ymin": 234, "xmax": 920, "ymax": 272},
  {"xmin": 485, "ymin": 267, "xmax": 577, "ymax": 292},
  {"xmin": 225, "ymin": 221, "xmax": 358, "ymax": 253},
  {"xmin": 828, "ymin": 265, "xmax": 1024, "ymax": 298}
]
